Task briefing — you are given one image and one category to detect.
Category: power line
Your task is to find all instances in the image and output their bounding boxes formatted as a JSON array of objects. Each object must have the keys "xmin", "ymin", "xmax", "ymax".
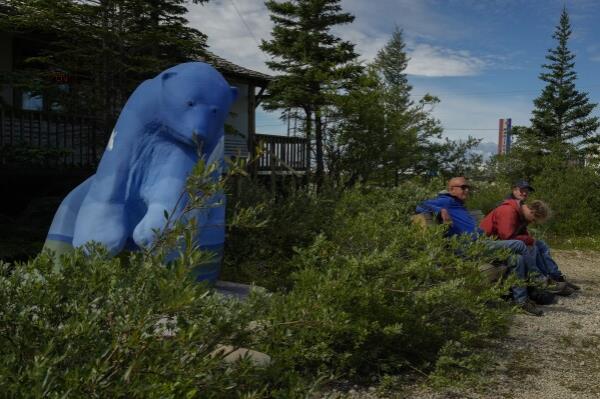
[
  {"xmin": 257, "ymin": 124, "xmax": 502, "ymax": 132},
  {"xmin": 410, "ymin": 83, "xmax": 600, "ymax": 98},
  {"xmin": 229, "ymin": 0, "xmax": 262, "ymax": 49}
]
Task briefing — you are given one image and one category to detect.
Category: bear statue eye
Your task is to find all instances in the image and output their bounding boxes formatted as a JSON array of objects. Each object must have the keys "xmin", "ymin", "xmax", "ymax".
[
  {"xmin": 211, "ymin": 106, "xmax": 218, "ymax": 115},
  {"xmin": 187, "ymin": 100, "xmax": 194, "ymax": 107}
]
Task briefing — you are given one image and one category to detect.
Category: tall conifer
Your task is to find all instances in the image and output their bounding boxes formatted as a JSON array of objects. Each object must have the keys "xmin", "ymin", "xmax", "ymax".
[
  {"xmin": 260, "ymin": 0, "xmax": 360, "ymax": 186},
  {"xmin": 530, "ymin": 7, "xmax": 599, "ymax": 152}
]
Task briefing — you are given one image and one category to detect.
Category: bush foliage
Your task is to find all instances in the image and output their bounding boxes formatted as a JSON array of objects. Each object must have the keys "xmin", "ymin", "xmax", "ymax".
[
  {"xmin": 1, "ymin": 180, "xmax": 514, "ymax": 396},
  {"xmin": 0, "ymin": 248, "xmax": 281, "ymax": 398},
  {"xmin": 258, "ymin": 186, "xmax": 511, "ymax": 381}
]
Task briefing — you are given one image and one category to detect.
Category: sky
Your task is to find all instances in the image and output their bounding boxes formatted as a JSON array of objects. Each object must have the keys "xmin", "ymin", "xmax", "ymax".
[{"xmin": 186, "ymin": 0, "xmax": 600, "ymax": 154}]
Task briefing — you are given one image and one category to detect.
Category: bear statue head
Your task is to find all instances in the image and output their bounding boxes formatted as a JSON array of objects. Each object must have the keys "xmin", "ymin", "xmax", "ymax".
[{"xmin": 158, "ymin": 62, "xmax": 238, "ymax": 153}]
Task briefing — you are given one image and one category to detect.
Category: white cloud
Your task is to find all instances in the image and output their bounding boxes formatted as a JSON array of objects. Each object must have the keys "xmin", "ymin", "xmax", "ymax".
[
  {"xmin": 406, "ymin": 44, "xmax": 487, "ymax": 77},
  {"xmin": 416, "ymin": 89, "xmax": 533, "ymax": 143},
  {"xmin": 186, "ymin": 0, "xmax": 273, "ymax": 74},
  {"xmin": 186, "ymin": 0, "xmax": 490, "ymax": 78}
]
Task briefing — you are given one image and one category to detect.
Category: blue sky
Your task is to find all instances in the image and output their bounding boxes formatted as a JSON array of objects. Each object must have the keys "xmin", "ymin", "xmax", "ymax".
[{"xmin": 187, "ymin": 0, "xmax": 600, "ymax": 150}]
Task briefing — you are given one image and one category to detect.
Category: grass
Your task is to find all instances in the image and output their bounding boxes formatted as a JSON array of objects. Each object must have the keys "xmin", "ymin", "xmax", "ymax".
[{"xmin": 547, "ymin": 235, "xmax": 600, "ymax": 251}]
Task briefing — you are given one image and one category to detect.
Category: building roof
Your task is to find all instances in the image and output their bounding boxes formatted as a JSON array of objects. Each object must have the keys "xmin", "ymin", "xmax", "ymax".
[{"xmin": 200, "ymin": 51, "xmax": 272, "ymax": 87}]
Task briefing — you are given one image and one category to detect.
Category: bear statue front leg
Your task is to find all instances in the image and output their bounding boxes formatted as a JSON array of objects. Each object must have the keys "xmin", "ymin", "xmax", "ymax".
[
  {"xmin": 72, "ymin": 174, "xmax": 130, "ymax": 255},
  {"xmin": 72, "ymin": 201, "xmax": 129, "ymax": 256},
  {"xmin": 132, "ymin": 202, "xmax": 181, "ymax": 249},
  {"xmin": 132, "ymin": 168, "xmax": 191, "ymax": 250}
]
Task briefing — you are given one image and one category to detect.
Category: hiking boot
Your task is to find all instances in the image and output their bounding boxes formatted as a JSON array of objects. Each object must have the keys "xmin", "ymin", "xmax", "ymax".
[
  {"xmin": 554, "ymin": 275, "xmax": 581, "ymax": 291},
  {"xmin": 546, "ymin": 281, "xmax": 572, "ymax": 296},
  {"xmin": 555, "ymin": 285, "xmax": 575, "ymax": 296},
  {"xmin": 518, "ymin": 300, "xmax": 543, "ymax": 316},
  {"xmin": 528, "ymin": 287, "xmax": 556, "ymax": 305}
]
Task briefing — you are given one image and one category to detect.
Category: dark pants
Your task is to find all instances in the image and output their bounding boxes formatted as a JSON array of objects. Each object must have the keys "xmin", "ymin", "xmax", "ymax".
[{"xmin": 485, "ymin": 239, "xmax": 531, "ymax": 303}]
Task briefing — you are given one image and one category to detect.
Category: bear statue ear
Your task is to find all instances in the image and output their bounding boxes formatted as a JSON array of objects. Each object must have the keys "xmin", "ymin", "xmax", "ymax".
[
  {"xmin": 161, "ymin": 71, "xmax": 177, "ymax": 82},
  {"xmin": 230, "ymin": 86, "xmax": 238, "ymax": 103}
]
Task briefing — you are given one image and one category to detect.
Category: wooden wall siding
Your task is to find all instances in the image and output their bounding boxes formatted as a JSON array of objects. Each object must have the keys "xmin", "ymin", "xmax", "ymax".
[{"xmin": 224, "ymin": 132, "xmax": 249, "ymax": 159}]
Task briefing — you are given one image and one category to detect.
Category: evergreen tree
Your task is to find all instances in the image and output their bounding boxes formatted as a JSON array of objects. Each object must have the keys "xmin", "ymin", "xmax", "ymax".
[
  {"xmin": 260, "ymin": 0, "xmax": 360, "ymax": 187},
  {"xmin": 375, "ymin": 28, "xmax": 444, "ymax": 180},
  {"xmin": 374, "ymin": 27, "xmax": 411, "ymax": 111},
  {"xmin": 335, "ymin": 27, "xmax": 481, "ymax": 185},
  {"xmin": 530, "ymin": 7, "xmax": 599, "ymax": 152},
  {"xmin": 1, "ymin": 0, "xmax": 208, "ymax": 128}
]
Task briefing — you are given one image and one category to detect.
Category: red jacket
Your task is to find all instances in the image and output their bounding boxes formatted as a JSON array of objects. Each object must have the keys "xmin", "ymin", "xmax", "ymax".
[{"xmin": 479, "ymin": 199, "xmax": 534, "ymax": 245}]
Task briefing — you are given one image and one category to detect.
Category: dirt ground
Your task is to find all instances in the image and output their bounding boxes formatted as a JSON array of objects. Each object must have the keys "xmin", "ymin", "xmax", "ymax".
[
  {"xmin": 327, "ymin": 250, "xmax": 600, "ymax": 399},
  {"xmin": 485, "ymin": 250, "xmax": 600, "ymax": 399},
  {"xmin": 414, "ymin": 250, "xmax": 600, "ymax": 399}
]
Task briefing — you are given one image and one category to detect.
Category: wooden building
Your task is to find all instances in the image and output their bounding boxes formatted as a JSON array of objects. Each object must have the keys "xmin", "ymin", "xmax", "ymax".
[{"xmin": 0, "ymin": 31, "xmax": 308, "ymax": 213}]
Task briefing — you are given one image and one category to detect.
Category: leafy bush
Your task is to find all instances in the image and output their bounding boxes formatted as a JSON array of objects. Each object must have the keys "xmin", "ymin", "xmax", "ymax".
[
  {"xmin": 223, "ymin": 179, "xmax": 340, "ymax": 291},
  {"xmin": 531, "ymin": 164, "xmax": 600, "ymax": 237},
  {"xmin": 256, "ymin": 186, "xmax": 511, "ymax": 381},
  {"xmin": 0, "ymin": 247, "xmax": 294, "ymax": 398},
  {"xmin": 465, "ymin": 181, "xmax": 510, "ymax": 215},
  {"xmin": 1, "ymin": 178, "xmax": 514, "ymax": 395}
]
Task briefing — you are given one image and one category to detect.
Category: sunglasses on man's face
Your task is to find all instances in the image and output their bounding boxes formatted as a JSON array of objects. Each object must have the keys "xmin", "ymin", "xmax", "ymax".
[{"xmin": 451, "ymin": 185, "xmax": 471, "ymax": 191}]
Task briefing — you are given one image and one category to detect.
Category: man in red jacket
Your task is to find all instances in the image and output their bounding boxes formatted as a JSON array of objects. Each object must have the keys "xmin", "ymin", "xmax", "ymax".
[
  {"xmin": 480, "ymin": 198, "xmax": 538, "ymax": 246},
  {"xmin": 480, "ymin": 199, "xmax": 579, "ymax": 293}
]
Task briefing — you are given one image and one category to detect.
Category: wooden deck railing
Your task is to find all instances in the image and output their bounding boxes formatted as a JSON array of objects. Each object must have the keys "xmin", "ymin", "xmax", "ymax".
[
  {"xmin": 0, "ymin": 107, "xmax": 309, "ymax": 175},
  {"xmin": 0, "ymin": 107, "xmax": 108, "ymax": 168},
  {"xmin": 254, "ymin": 133, "xmax": 309, "ymax": 174}
]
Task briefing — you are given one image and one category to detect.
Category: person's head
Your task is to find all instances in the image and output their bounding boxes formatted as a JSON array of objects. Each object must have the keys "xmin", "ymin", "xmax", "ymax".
[
  {"xmin": 447, "ymin": 176, "xmax": 471, "ymax": 201},
  {"xmin": 512, "ymin": 180, "xmax": 535, "ymax": 201},
  {"xmin": 522, "ymin": 200, "xmax": 550, "ymax": 223}
]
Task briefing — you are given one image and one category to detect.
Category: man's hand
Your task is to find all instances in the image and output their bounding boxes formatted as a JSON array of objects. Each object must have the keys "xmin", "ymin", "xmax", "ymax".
[{"xmin": 440, "ymin": 208, "xmax": 452, "ymax": 224}]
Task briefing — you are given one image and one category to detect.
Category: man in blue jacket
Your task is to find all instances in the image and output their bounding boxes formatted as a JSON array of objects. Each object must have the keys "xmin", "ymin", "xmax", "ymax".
[
  {"xmin": 416, "ymin": 177, "xmax": 543, "ymax": 316},
  {"xmin": 416, "ymin": 176, "xmax": 479, "ymax": 237}
]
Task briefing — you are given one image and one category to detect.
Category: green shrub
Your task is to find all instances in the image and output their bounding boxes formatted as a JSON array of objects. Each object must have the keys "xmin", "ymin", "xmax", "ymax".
[
  {"xmin": 465, "ymin": 181, "xmax": 510, "ymax": 215},
  {"xmin": 0, "ymin": 247, "xmax": 306, "ymax": 398},
  {"xmin": 256, "ymin": 186, "xmax": 511, "ymax": 381},
  {"xmin": 1, "ymin": 180, "xmax": 514, "ymax": 395},
  {"xmin": 223, "ymin": 179, "xmax": 340, "ymax": 291},
  {"xmin": 531, "ymin": 164, "xmax": 600, "ymax": 237}
]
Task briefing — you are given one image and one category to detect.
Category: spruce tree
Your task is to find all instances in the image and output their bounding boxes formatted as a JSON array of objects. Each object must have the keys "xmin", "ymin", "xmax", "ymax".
[
  {"xmin": 335, "ymin": 28, "xmax": 464, "ymax": 185},
  {"xmin": 530, "ymin": 7, "xmax": 599, "ymax": 152},
  {"xmin": 374, "ymin": 28, "xmax": 443, "ymax": 181},
  {"xmin": 374, "ymin": 27, "xmax": 411, "ymax": 112},
  {"xmin": 260, "ymin": 0, "xmax": 360, "ymax": 187}
]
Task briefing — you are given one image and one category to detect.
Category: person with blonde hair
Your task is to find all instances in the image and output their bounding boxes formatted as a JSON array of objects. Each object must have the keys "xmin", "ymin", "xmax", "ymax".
[{"xmin": 480, "ymin": 198, "xmax": 579, "ymax": 293}]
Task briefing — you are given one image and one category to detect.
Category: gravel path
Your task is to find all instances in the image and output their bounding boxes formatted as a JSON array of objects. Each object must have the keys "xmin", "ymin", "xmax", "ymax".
[
  {"xmin": 411, "ymin": 249, "xmax": 600, "ymax": 399},
  {"xmin": 488, "ymin": 249, "xmax": 600, "ymax": 399},
  {"xmin": 326, "ymin": 250, "xmax": 600, "ymax": 399}
]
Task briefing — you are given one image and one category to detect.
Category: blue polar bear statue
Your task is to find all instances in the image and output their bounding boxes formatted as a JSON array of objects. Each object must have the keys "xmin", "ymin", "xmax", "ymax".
[{"xmin": 43, "ymin": 62, "xmax": 237, "ymax": 283}]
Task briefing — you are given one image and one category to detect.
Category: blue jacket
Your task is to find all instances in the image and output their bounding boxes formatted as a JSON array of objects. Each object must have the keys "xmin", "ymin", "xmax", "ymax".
[{"xmin": 416, "ymin": 193, "xmax": 481, "ymax": 237}]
